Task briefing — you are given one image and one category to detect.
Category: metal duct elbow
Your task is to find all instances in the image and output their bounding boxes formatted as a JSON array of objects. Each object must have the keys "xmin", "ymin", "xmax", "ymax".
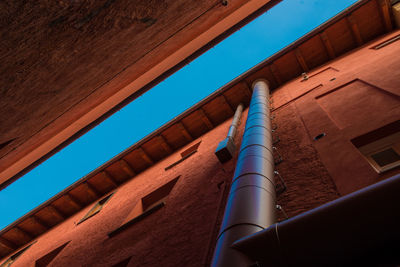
[{"xmin": 215, "ymin": 103, "xmax": 244, "ymax": 163}]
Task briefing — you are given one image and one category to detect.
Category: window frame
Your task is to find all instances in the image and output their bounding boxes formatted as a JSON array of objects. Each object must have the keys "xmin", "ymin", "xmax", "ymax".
[
  {"xmin": 165, "ymin": 141, "xmax": 201, "ymax": 171},
  {"xmin": 76, "ymin": 192, "xmax": 116, "ymax": 225},
  {"xmin": 0, "ymin": 242, "xmax": 35, "ymax": 267},
  {"xmin": 358, "ymin": 132, "xmax": 400, "ymax": 173},
  {"xmin": 108, "ymin": 176, "xmax": 180, "ymax": 237},
  {"xmin": 35, "ymin": 241, "xmax": 70, "ymax": 267}
]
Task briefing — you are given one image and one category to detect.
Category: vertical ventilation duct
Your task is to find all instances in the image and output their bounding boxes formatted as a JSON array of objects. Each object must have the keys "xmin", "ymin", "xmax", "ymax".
[
  {"xmin": 215, "ymin": 103, "xmax": 244, "ymax": 163},
  {"xmin": 211, "ymin": 79, "xmax": 276, "ymax": 266}
]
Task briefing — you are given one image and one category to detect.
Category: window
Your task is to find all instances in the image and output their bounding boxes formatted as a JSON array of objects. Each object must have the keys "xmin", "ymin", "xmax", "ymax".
[
  {"xmin": 358, "ymin": 133, "xmax": 400, "ymax": 173},
  {"xmin": 77, "ymin": 192, "xmax": 115, "ymax": 225},
  {"xmin": 180, "ymin": 141, "xmax": 201, "ymax": 158},
  {"xmin": 0, "ymin": 243, "xmax": 34, "ymax": 267},
  {"xmin": 108, "ymin": 176, "xmax": 180, "ymax": 237},
  {"xmin": 352, "ymin": 121, "xmax": 400, "ymax": 173},
  {"xmin": 371, "ymin": 34, "xmax": 400, "ymax": 50},
  {"xmin": 165, "ymin": 141, "xmax": 201, "ymax": 170},
  {"xmin": 35, "ymin": 241, "xmax": 70, "ymax": 267}
]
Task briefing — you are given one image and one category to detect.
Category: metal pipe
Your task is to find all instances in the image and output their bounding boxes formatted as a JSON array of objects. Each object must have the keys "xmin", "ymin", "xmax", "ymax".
[
  {"xmin": 227, "ymin": 103, "xmax": 244, "ymax": 140},
  {"xmin": 233, "ymin": 174, "xmax": 400, "ymax": 266},
  {"xmin": 215, "ymin": 103, "xmax": 244, "ymax": 163},
  {"xmin": 211, "ymin": 79, "xmax": 276, "ymax": 266}
]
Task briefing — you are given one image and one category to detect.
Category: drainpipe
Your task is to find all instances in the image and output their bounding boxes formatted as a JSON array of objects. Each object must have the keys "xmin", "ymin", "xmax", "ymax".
[
  {"xmin": 211, "ymin": 79, "xmax": 276, "ymax": 267},
  {"xmin": 215, "ymin": 103, "xmax": 244, "ymax": 163},
  {"xmin": 227, "ymin": 103, "xmax": 244, "ymax": 141},
  {"xmin": 233, "ymin": 173, "xmax": 400, "ymax": 266}
]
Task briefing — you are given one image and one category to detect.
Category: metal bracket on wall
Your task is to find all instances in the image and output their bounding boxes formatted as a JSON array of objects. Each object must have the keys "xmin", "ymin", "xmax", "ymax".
[
  {"xmin": 273, "ymin": 136, "xmax": 280, "ymax": 145},
  {"xmin": 274, "ymin": 171, "xmax": 287, "ymax": 195},
  {"xmin": 273, "ymin": 146, "xmax": 283, "ymax": 165},
  {"xmin": 276, "ymin": 204, "xmax": 289, "ymax": 221}
]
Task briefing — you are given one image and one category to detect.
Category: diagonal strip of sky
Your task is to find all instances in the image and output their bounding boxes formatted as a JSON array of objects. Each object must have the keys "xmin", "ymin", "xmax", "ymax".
[{"xmin": 0, "ymin": 0, "xmax": 358, "ymax": 230}]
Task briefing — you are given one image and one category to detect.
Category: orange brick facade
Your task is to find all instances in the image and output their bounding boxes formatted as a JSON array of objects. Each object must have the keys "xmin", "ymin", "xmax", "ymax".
[
  {"xmin": 3, "ymin": 31, "xmax": 400, "ymax": 267},
  {"xmin": 11, "ymin": 115, "xmax": 246, "ymax": 267},
  {"xmin": 273, "ymin": 30, "xmax": 400, "ymax": 197}
]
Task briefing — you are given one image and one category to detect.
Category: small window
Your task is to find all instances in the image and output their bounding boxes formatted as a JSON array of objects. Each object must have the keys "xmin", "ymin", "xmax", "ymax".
[
  {"xmin": 0, "ymin": 243, "xmax": 34, "ymax": 267},
  {"xmin": 165, "ymin": 142, "xmax": 201, "ymax": 170},
  {"xmin": 108, "ymin": 176, "xmax": 180, "ymax": 237},
  {"xmin": 352, "ymin": 121, "xmax": 400, "ymax": 173},
  {"xmin": 370, "ymin": 148, "xmax": 400, "ymax": 167},
  {"xmin": 35, "ymin": 241, "xmax": 70, "ymax": 267},
  {"xmin": 77, "ymin": 192, "xmax": 115, "ymax": 225},
  {"xmin": 359, "ymin": 139, "xmax": 400, "ymax": 173},
  {"xmin": 371, "ymin": 34, "xmax": 400, "ymax": 50},
  {"xmin": 180, "ymin": 141, "xmax": 201, "ymax": 158}
]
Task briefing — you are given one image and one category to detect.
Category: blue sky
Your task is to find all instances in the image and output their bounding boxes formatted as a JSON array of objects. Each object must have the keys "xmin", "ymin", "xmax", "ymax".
[{"xmin": 0, "ymin": 0, "xmax": 358, "ymax": 230}]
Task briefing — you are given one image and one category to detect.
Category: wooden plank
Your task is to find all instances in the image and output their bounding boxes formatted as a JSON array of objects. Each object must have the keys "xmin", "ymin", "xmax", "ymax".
[
  {"xmin": 378, "ymin": 0, "xmax": 393, "ymax": 32},
  {"xmin": 137, "ymin": 147, "xmax": 154, "ymax": 165},
  {"xmin": 157, "ymin": 135, "xmax": 173, "ymax": 154},
  {"xmin": 84, "ymin": 182, "xmax": 100, "ymax": 199},
  {"xmin": 15, "ymin": 226, "xmax": 34, "ymax": 240},
  {"xmin": 294, "ymin": 48, "xmax": 309, "ymax": 72},
  {"xmin": 347, "ymin": 15, "xmax": 363, "ymax": 45},
  {"xmin": 177, "ymin": 122, "xmax": 193, "ymax": 142},
  {"xmin": 31, "ymin": 215, "xmax": 49, "ymax": 229},
  {"xmin": 65, "ymin": 193, "xmax": 83, "ymax": 210},
  {"xmin": 119, "ymin": 159, "xmax": 136, "ymax": 177},
  {"xmin": 101, "ymin": 171, "xmax": 118, "ymax": 188},
  {"xmin": 220, "ymin": 95, "xmax": 234, "ymax": 114},
  {"xmin": 47, "ymin": 205, "xmax": 66, "ymax": 219},
  {"xmin": 0, "ymin": 237, "xmax": 17, "ymax": 250},
  {"xmin": 319, "ymin": 32, "xmax": 336, "ymax": 59},
  {"xmin": 269, "ymin": 63, "xmax": 282, "ymax": 85},
  {"xmin": 242, "ymin": 81, "xmax": 252, "ymax": 98},
  {"xmin": 198, "ymin": 109, "xmax": 214, "ymax": 130}
]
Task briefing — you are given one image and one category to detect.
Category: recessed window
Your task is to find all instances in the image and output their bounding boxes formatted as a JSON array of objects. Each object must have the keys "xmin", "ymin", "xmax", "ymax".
[
  {"xmin": 77, "ymin": 192, "xmax": 115, "ymax": 225},
  {"xmin": 352, "ymin": 121, "xmax": 400, "ymax": 173},
  {"xmin": 370, "ymin": 148, "xmax": 400, "ymax": 167},
  {"xmin": 35, "ymin": 241, "xmax": 70, "ymax": 267},
  {"xmin": 371, "ymin": 34, "xmax": 400, "ymax": 50},
  {"xmin": 360, "ymin": 139, "xmax": 400, "ymax": 173},
  {"xmin": 165, "ymin": 141, "xmax": 201, "ymax": 170},
  {"xmin": 0, "ymin": 243, "xmax": 34, "ymax": 267},
  {"xmin": 180, "ymin": 141, "xmax": 201, "ymax": 158},
  {"xmin": 108, "ymin": 176, "xmax": 180, "ymax": 237}
]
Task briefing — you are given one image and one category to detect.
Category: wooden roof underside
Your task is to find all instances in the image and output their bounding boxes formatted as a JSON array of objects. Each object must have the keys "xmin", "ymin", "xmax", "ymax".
[
  {"xmin": 0, "ymin": 0, "xmax": 394, "ymax": 259},
  {"xmin": 0, "ymin": 0, "xmax": 281, "ymax": 188}
]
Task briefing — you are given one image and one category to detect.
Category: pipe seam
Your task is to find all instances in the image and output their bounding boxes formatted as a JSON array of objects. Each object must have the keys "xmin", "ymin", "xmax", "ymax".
[
  {"xmin": 217, "ymin": 223, "xmax": 266, "ymax": 240},
  {"xmin": 232, "ymin": 173, "xmax": 275, "ymax": 186},
  {"xmin": 229, "ymin": 184, "xmax": 276, "ymax": 197}
]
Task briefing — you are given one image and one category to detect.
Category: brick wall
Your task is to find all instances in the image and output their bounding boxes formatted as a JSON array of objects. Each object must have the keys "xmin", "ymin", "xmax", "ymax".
[
  {"xmin": 6, "ymin": 30, "xmax": 400, "ymax": 267},
  {"xmin": 271, "ymin": 31, "xmax": 400, "ymax": 220}
]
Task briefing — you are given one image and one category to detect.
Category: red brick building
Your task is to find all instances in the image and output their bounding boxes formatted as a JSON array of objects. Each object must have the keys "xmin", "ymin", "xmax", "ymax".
[{"xmin": 0, "ymin": 0, "xmax": 400, "ymax": 266}]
